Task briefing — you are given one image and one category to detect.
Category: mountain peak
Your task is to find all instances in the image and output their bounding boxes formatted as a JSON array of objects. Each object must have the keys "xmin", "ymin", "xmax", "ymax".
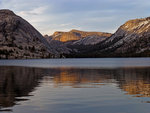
[
  {"xmin": 51, "ymin": 29, "xmax": 112, "ymax": 42},
  {"xmin": 145, "ymin": 17, "xmax": 150, "ymax": 20},
  {"xmin": 0, "ymin": 9, "xmax": 15, "ymax": 16},
  {"xmin": 117, "ymin": 16, "xmax": 150, "ymax": 34},
  {"xmin": 0, "ymin": 9, "xmax": 58, "ymax": 59},
  {"xmin": 70, "ymin": 29, "xmax": 81, "ymax": 32}
]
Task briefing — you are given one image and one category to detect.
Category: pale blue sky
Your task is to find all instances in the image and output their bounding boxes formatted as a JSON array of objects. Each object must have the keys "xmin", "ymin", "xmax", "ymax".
[{"xmin": 0, "ymin": 0, "xmax": 150, "ymax": 35}]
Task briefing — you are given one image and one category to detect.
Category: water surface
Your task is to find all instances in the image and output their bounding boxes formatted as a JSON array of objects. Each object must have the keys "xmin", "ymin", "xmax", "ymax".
[
  {"xmin": 0, "ymin": 58, "xmax": 150, "ymax": 68},
  {"xmin": 0, "ymin": 58, "xmax": 150, "ymax": 113}
]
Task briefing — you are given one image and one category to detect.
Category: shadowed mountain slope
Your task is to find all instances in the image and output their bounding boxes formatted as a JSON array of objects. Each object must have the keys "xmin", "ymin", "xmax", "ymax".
[
  {"xmin": 0, "ymin": 9, "xmax": 149, "ymax": 58},
  {"xmin": 0, "ymin": 9, "xmax": 70, "ymax": 59},
  {"xmin": 65, "ymin": 17, "xmax": 150, "ymax": 57}
]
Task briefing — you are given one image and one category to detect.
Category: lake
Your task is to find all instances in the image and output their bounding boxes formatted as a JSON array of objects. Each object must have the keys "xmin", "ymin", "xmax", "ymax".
[{"xmin": 0, "ymin": 58, "xmax": 150, "ymax": 113}]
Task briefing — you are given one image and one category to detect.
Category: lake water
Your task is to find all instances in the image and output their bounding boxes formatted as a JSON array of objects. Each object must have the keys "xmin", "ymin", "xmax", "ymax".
[{"xmin": 0, "ymin": 58, "xmax": 150, "ymax": 113}]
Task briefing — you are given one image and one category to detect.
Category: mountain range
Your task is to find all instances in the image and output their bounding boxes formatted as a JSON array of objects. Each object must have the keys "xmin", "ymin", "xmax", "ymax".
[
  {"xmin": 0, "ymin": 9, "xmax": 149, "ymax": 59},
  {"xmin": 51, "ymin": 29, "xmax": 111, "ymax": 44}
]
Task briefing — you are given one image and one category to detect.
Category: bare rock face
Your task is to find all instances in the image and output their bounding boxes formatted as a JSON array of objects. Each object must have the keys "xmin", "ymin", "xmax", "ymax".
[
  {"xmin": 51, "ymin": 29, "xmax": 112, "ymax": 44},
  {"xmin": 70, "ymin": 35, "xmax": 108, "ymax": 45},
  {"xmin": 100, "ymin": 17, "xmax": 150, "ymax": 56},
  {"xmin": 0, "ymin": 9, "xmax": 62, "ymax": 59},
  {"xmin": 47, "ymin": 30, "xmax": 112, "ymax": 55},
  {"xmin": 44, "ymin": 35, "xmax": 71, "ymax": 55},
  {"xmin": 65, "ymin": 17, "xmax": 150, "ymax": 57},
  {"xmin": 0, "ymin": 9, "xmax": 149, "ymax": 58}
]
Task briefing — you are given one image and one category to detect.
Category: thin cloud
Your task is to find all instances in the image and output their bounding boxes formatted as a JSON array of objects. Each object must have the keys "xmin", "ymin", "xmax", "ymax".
[
  {"xmin": 18, "ymin": 7, "xmax": 48, "ymax": 16},
  {"xmin": 0, "ymin": 0, "xmax": 149, "ymax": 35}
]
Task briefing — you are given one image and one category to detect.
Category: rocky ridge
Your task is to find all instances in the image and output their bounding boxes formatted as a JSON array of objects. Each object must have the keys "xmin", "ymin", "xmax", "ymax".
[
  {"xmin": 99, "ymin": 17, "xmax": 150, "ymax": 56},
  {"xmin": 65, "ymin": 17, "xmax": 150, "ymax": 57},
  {"xmin": 51, "ymin": 29, "xmax": 112, "ymax": 44},
  {"xmin": 0, "ymin": 9, "xmax": 70, "ymax": 59},
  {"xmin": 0, "ymin": 9, "xmax": 150, "ymax": 58}
]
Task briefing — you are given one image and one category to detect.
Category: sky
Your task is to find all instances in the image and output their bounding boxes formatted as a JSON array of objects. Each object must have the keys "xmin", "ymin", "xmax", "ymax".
[{"xmin": 0, "ymin": 0, "xmax": 150, "ymax": 35}]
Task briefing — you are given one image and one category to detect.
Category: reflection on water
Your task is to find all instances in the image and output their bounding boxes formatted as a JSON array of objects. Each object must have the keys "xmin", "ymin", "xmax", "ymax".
[
  {"xmin": 52, "ymin": 68, "xmax": 115, "ymax": 88},
  {"xmin": 0, "ymin": 66, "xmax": 150, "ymax": 112},
  {"xmin": 0, "ymin": 67, "xmax": 44, "ymax": 111}
]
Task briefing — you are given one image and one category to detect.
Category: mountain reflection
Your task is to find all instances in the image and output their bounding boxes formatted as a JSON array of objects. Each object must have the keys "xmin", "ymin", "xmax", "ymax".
[
  {"xmin": 0, "ymin": 66, "xmax": 150, "ymax": 110},
  {"xmin": 0, "ymin": 67, "xmax": 44, "ymax": 111},
  {"xmin": 115, "ymin": 68, "xmax": 150, "ymax": 97},
  {"xmin": 52, "ymin": 68, "xmax": 114, "ymax": 88}
]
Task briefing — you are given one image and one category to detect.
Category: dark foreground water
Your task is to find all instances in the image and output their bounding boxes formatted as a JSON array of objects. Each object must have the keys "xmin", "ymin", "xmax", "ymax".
[{"xmin": 0, "ymin": 58, "xmax": 150, "ymax": 113}]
